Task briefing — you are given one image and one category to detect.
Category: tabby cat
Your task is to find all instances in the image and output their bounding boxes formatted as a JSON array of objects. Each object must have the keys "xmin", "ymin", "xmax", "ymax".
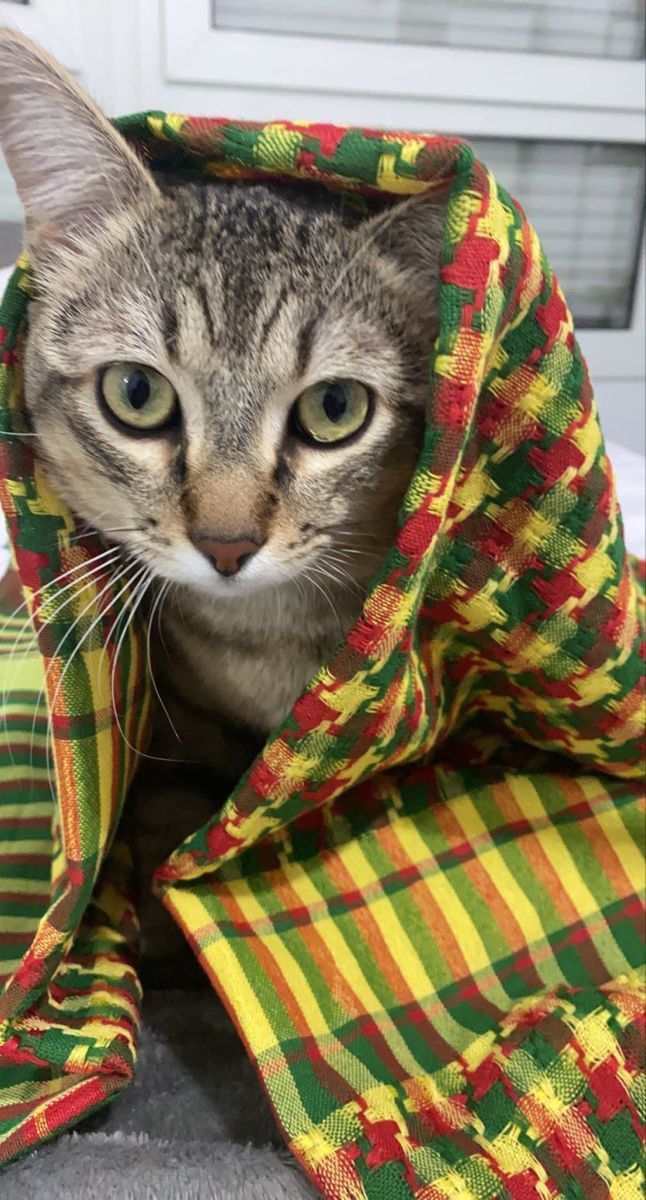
[{"xmin": 0, "ymin": 30, "xmax": 445, "ymax": 980}]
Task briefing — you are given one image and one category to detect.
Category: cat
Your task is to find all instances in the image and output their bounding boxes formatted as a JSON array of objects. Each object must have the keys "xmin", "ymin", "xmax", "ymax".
[{"xmin": 0, "ymin": 30, "xmax": 446, "ymax": 981}]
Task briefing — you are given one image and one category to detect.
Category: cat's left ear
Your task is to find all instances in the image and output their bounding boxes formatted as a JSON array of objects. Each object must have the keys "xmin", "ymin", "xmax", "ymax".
[
  {"xmin": 0, "ymin": 28, "xmax": 160, "ymax": 250},
  {"xmin": 354, "ymin": 188, "xmax": 447, "ymax": 295}
]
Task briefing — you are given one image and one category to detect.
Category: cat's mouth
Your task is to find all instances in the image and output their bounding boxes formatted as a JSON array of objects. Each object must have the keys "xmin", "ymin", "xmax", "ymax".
[
  {"xmin": 147, "ymin": 538, "xmax": 305, "ymax": 598},
  {"xmin": 113, "ymin": 528, "xmax": 366, "ymax": 606}
]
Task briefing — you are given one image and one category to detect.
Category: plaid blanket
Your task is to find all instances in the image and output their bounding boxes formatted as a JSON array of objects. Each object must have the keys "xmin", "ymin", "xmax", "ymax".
[{"xmin": 0, "ymin": 116, "xmax": 644, "ymax": 1199}]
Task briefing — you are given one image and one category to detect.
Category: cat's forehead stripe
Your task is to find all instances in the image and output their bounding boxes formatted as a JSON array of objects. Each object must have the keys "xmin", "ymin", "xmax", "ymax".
[
  {"xmin": 195, "ymin": 281, "xmax": 216, "ymax": 348},
  {"xmin": 162, "ymin": 300, "xmax": 179, "ymax": 358},
  {"xmin": 257, "ymin": 283, "xmax": 290, "ymax": 356},
  {"xmin": 296, "ymin": 317, "xmax": 317, "ymax": 377}
]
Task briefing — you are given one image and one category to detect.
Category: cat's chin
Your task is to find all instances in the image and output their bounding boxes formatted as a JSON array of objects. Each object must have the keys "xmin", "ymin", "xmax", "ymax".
[{"xmin": 183, "ymin": 571, "xmax": 278, "ymax": 600}]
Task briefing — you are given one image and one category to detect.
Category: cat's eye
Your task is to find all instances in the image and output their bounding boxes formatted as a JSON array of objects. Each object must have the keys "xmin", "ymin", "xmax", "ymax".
[
  {"xmin": 99, "ymin": 363, "xmax": 179, "ymax": 432},
  {"xmin": 291, "ymin": 379, "xmax": 372, "ymax": 446}
]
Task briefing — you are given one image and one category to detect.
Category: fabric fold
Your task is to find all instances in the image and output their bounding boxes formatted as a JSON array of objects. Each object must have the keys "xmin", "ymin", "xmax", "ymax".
[{"xmin": 0, "ymin": 117, "xmax": 643, "ymax": 1197}]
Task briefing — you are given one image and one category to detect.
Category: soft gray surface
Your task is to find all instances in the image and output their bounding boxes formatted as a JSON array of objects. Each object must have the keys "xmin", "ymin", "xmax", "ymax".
[{"xmin": 3, "ymin": 990, "xmax": 318, "ymax": 1200}]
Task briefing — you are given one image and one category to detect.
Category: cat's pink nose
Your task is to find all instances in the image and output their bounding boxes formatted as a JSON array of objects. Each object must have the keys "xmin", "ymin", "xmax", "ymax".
[{"xmin": 195, "ymin": 536, "xmax": 262, "ymax": 577}]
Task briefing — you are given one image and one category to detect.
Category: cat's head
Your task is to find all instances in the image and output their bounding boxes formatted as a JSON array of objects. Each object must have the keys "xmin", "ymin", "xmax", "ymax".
[{"xmin": 0, "ymin": 30, "xmax": 444, "ymax": 601}]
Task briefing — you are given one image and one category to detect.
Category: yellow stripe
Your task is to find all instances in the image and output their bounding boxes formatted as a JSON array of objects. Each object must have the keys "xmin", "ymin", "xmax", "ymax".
[
  {"xmin": 0, "ymin": 765, "xmax": 51, "ymax": 787},
  {"xmin": 171, "ymin": 886, "xmax": 278, "ymax": 1058},
  {"xmin": 460, "ymin": 794, "xmax": 546, "ymax": 947},
  {"xmin": 0, "ymin": 838, "xmax": 51, "ymax": 855},
  {"xmin": 0, "ymin": 1074, "xmax": 70, "ymax": 1108},
  {"xmin": 395, "ymin": 813, "xmax": 491, "ymax": 976},
  {"xmin": 0, "ymin": 654, "xmax": 45, "ymax": 692},
  {"xmin": 0, "ymin": 876, "xmax": 48, "ymax": 894},
  {"xmin": 49, "ymin": 987, "xmax": 138, "ymax": 1021},
  {"xmin": 593, "ymin": 805, "xmax": 645, "ymax": 894},
  {"xmin": 341, "ymin": 840, "xmax": 434, "ymax": 1000},
  {"xmin": 232, "ymin": 879, "xmax": 330, "ymax": 1038},
  {"xmin": 376, "ymin": 153, "xmax": 428, "ymax": 195},
  {"xmin": 0, "ymin": 800, "xmax": 51, "ymax": 819},
  {"xmin": 288, "ymin": 854, "xmax": 436, "ymax": 1080},
  {"xmin": 528, "ymin": 783, "xmax": 601, "ymax": 920},
  {"xmin": 0, "ymin": 915, "xmax": 46, "ymax": 932}
]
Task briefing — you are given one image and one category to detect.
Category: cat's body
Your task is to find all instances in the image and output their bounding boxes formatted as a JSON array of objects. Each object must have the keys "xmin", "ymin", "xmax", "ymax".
[
  {"xmin": 0, "ymin": 30, "xmax": 445, "ymax": 978},
  {"xmin": 158, "ymin": 580, "xmax": 354, "ymax": 765}
]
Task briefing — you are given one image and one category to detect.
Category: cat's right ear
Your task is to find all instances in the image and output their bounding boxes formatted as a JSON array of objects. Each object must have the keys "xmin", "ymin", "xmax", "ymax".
[{"xmin": 0, "ymin": 29, "xmax": 159, "ymax": 251}]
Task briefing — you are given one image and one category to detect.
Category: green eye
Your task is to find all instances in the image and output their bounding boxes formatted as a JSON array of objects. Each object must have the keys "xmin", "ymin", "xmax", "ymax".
[
  {"xmin": 292, "ymin": 379, "xmax": 372, "ymax": 446},
  {"xmin": 99, "ymin": 362, "xmax": 178, "ymax": 432}
]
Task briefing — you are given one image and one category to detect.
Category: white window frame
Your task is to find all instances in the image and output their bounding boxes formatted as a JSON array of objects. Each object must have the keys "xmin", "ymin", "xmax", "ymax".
[{"xmin": 163, "ymin": 0, "xmax": 644, "ymax": 114}]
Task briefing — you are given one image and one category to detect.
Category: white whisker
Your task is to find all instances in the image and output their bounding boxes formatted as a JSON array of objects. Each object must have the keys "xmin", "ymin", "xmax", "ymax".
[
  {"xmin": 2, "ymin": 548, "xmax": 122, "ymax": 765},
  {"xmin": 69, "ymin": 524, "xmax": 145, "ymax": 543},
  {"xmin": 314, "ymin": 558, "xmax": 363, "ymax": 599},
  {"xmin": 301, "ymin": 568, "xmax": 343, "ymax": 633},
  {"xmin": 97, "ymin": 560, "xmax": 149, "ymax": 677},
  {"xmin": 146, "ymin": 579, "xmax": 180, "ymax": 743},
  {"xmin": 38, "ymin": 556, "xmax": 138, "ymax": 790},
  {"xmin": 156, "ymin": 579, "xmax": 172, "ymax": 655},
  {"xmin": 109, "ymin": 568, "xmax": 153, "ymax": 742},
  {"xmin": 4, "ymin": 547, "xmax": 122, "ymax": 677},
  {"xmin": 0, "ymin": 543, "xmax": 120, "ymax": 645},
  {"xmin": 109, "ymin": 567, "xmax": 184, "ymax": 765}
]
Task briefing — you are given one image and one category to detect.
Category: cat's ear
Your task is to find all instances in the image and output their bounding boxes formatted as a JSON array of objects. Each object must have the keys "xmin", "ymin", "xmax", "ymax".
[
  {"xmin": 354, "ymin": 189, "xmax": 446, "ymax": 294},
  {"xmin": 0, "ymin": 29, "xmax": 159, "ymax": 249}
]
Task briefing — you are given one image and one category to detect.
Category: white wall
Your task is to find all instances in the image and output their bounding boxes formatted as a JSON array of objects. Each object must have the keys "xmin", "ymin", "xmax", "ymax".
[
  {"xmin": 0, "ymin": 220, "xmax": 21, "ymax": 264},
  {"xmin": 595, "ymin": 379, "xmax": 645, "ymax": 456}
]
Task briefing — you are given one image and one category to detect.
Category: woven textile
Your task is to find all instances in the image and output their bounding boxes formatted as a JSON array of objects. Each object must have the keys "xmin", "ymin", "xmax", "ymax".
[{"xmin": 0, "ymin": 116, "xmax": 644, "ymax": 1198}]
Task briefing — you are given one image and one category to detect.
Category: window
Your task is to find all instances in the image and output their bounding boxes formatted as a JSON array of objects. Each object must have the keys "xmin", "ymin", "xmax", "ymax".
[
  {"xmin": 469, "ymin": 138, "xmax": 645, "ymax": 328},
  {"xmin": 212, "ymin": 0, "xmax": 645, "ymax": 61}
]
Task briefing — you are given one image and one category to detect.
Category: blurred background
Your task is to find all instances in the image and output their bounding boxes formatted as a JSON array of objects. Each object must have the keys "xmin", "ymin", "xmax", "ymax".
[{"xmin": 1, "ymin": 0, "xmax": 644, "ymax": 451}]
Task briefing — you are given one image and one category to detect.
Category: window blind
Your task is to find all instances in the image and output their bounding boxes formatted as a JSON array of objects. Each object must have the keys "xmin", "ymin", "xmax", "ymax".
[
  {"xmin": 212, "ymin": 0, "xmax": 645, "ymax": 61},
  {"xmin": 470, "ymin": 138, "xmax": 644, "ymax": 327}
]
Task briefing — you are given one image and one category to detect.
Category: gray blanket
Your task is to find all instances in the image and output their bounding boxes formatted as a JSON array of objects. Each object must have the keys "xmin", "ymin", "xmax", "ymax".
[{"xmin": 3, "ymin": 990, "xmax": 318, "ymax": 1200}]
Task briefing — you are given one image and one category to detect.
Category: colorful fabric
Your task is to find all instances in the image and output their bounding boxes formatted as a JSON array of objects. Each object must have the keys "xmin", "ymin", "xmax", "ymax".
[{"xmin": 0, "ymin": 116, "xmax": 644, "ymax": 1198}]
